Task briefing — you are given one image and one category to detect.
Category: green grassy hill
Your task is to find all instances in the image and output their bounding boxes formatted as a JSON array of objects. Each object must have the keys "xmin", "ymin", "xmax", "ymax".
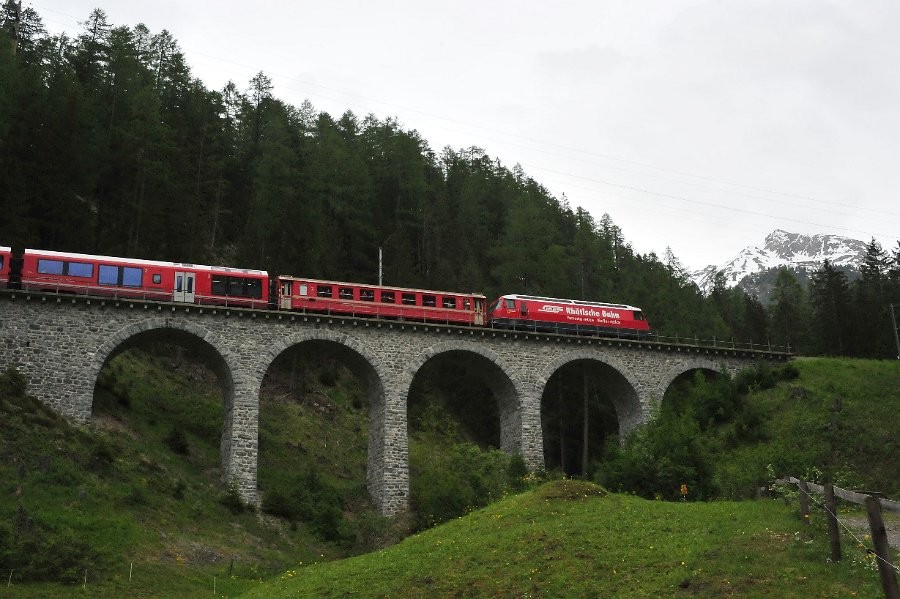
[
  {"xmin": 0, "ymin": 347, "xmax": 392, "ymax": 597},
  {"xmin": 1, "ymin": 353, "xmax": 896, "ymax": 597},
  {"xmin": 237, "ymin": 479, "xmax": 884, "ymax": 598},
  {"xmin": 712, "ymin": 358, "xmax": 900, "ymax": 498}
]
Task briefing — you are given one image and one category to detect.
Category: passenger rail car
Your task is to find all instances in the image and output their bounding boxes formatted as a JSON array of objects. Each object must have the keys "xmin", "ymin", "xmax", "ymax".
[
  {"xmin": 488, "ymin": 294, "xmax": 650, "ymax": 337},
  {"xmin": 0, "ymin": 246, "xmax": 11, "ymax": 286},
  {"xmin": 19, "ymin": 249, "xmax": 269, "ymax": 309},
  {"xmin": 277, "ymin": 275, "xmax": 487, "ymax": 325}
]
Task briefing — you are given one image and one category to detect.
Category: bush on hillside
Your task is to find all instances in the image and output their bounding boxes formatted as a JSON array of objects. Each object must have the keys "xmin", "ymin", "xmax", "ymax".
[
  {"xmin": 0, "ymin": 512, "xmax": 102, "ymax": 583},
  {"xmin": 262, "ymin": 469, "xmax": 344, "ymax": 541},
  {"xmin": 411, "ymin": 443, "xmax": 533, "ymax": 530},
  {"xmin": 597, "ymin": 363, "xmax": 799, "ymax": 500},
  {"xmin": 0, "ymin": 366, "xmax": 27, "ymax": 398}
]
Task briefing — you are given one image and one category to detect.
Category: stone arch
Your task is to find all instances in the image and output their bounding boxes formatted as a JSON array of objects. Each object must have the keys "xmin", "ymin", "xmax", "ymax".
[
  {"xmin": 86, "ymin": 318, "xmax": 255, "ymax": 502},
  {"xmin": 258, "ymin": 329, "xmax": 389, "ymax": 400},
  {"xmin": 658, "ymin": 358, "xmax": 730, "ymax": 402},
  {"xmin": 88, "ymin": 318, "xmax": 239, "ymax": 400},
  {"xmin": 405, "ymin": 341, "xmax": 524, "ymax": 456},
  {"xmin": 537, "ymin": 350, "xmax": 644, "ymax": 439},
  {"xmin": 258, "ymin": 329, "xmax": 396, "ymax": 513}
]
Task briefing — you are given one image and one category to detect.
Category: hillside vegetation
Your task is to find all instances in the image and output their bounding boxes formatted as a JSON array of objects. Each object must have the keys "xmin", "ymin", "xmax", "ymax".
[
  {"xmin": 0, "ymin": 348, "xmax": 389, "ymax": 597},
  {"xmin": 2, "ymin": 346, "xmax": 897, "ymax": 597},
  {"xmin": 598, "ymin": 358, "xmax": 900, "ymax": 501},
  {"xmin": 238, "ymin": 479, "xmax": 884, "ymax": 598}
]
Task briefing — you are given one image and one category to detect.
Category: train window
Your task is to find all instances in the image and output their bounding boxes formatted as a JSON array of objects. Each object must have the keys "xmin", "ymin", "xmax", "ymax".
[
  {"xmin": 495, "ymin": 298, "xmax": 504, "ymax": 311},
  {"xmin": 152, "ymin": 274, "xmax": 162, "ymax": 284},
  {"xmin": 442, "ymin": 297, "xmax": 456, "ymax": 309},
  {"xmin": 229, "ymin": 278, "xmax": 244, "ymax": 296},
  {"xmin": 0, "ymin": 256, "xmax": 3, "ymax": 269},
  {"xmin": 339, "ymin": 287, "xmax": 354, "ymax": 300},
  {"xmin": 67, "ymin": 262, "xmax": 94, "ymax": 278},
  {"xmin": 402, "ymin": 293, "xmax": 416, "ymax": 305},
  {"xmin": 380, "ymin": 291, "xmax": 395, "ymax": 303},
  {"xmin": 211, "ymin": 276, "xmax": 228, "ymax": 296},
  {"xmin": 186, "ymin": 275, "xmax": 194, "ymax": 293},
  {"xmin": 98, "ymin": 265, "xmax": 118, "ymax": 285},
  {"xmin": 245, "ymin": 278, "xmax": 262, "ymax": 299},
  {"xmin": 463, "ymin": 299, "xmax": 472, "ymax": 310},
  {"xmin": 505, "ymin": 299, "xmax": 515, "ymax": 310},
  {"xmin": 122, "ymin": 267, "xmax": 143, "ymax": 287},
  {"xmin": 37, "ymin": 259, "xmax": 64, "ymax": 275},
  {"xmin": 634, "ymin": 311, "xmax": 644, "ymax": 321},
  {"xmin": 299, "ymin": 284, "xmax": 308, "ymax": 296},
  {"xmin": 360, "ymin": 289, "xmax": 374, "ymax": 302},
  {"xmin": 317, "ymin": 285, "xmax": 332, "ymax": 298},
  {"xmin": 422, "ymin": 295, "xmax": 436, "ymax": 307}
]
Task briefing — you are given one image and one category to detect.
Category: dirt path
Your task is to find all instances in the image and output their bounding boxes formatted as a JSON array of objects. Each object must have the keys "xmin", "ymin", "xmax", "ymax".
[{"xmin": 842, "ymin": 514, "xmax": 900, "ymax": 551}]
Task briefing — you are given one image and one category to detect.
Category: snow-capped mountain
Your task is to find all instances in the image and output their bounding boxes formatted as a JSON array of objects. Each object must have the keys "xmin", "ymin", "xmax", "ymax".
[{"xmin": 691, "ymin": 230, "xmax": 869, "ymax": 299}]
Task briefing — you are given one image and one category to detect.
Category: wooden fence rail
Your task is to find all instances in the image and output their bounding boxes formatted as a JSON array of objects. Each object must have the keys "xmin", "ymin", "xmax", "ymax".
[
  {"xmin": 779, "ymin": 477, "xmax": 900, "ymax": 515},
  {"xmin": 771, "ymin": 477, "xmax": 898, "ymax": 599}
]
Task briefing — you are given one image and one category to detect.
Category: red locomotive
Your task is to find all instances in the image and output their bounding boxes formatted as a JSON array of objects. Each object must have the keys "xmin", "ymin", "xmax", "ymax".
[
  {"xmin": 488, "ymin": 294, "xmax": 650, "ymax": 337},
  {"xmin": 2, "ymin": 245, "xmax": 650, "ymax": 336}
]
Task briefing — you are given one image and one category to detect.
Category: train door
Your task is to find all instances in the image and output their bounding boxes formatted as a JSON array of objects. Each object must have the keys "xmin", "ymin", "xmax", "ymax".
[
  {"xmin": 474, "ymin": 298, "xmax": 485, "ymax": 326},
  {"xmin": 174, "ymin": 271, "xmax": 195, "ymax": 303},
  {"xmin": 280, "ymin": 279, "xmax": 293, "ymax": 309}
]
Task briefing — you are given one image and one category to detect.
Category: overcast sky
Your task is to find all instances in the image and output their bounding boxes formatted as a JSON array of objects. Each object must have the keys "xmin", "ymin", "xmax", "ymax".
[{"xmin": 30, "ymin": 0, "xmax": 900, "ymax": 270}]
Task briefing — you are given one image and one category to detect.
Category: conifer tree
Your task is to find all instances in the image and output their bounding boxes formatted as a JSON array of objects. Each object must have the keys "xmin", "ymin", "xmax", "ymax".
[{"xmin": 809, "ymin": 260, "xmax": 851, "ymax": 355}]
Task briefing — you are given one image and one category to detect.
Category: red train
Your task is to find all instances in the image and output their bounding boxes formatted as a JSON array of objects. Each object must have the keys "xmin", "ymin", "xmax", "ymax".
[
  {"xmin": 0, "ymin": 246, "xmax": 11, "ymax": 287},
  {"xmin": 19, "ymin": 248, "xmax": 269, "ymax": 309},
  {"xmin": 488, "ymin": 294, "xmax": 649, "ymax": 336},
  {"xmin": 1, "ymin": 246, "xmax": 650, "ymax": 337}
]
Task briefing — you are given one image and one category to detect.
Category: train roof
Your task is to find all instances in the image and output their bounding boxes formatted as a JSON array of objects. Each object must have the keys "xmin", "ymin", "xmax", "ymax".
[
  {"xmin": 277, "ymin": 275, "xmax": 486, "ymax": 298},
  {"xmin": 24, "ymin": 248, "xmax": 268, "ymax": 276},
  {"xmin": 0, "ymin": 246, "xmax": 10, "ymax": 252},
  {"xmin": 499, "ymin": 294, "xmax": 641, "ymax": 311}
]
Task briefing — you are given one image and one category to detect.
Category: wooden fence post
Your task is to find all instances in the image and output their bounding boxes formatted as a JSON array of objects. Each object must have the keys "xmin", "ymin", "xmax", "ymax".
[
  {"xmin": 865, "ymin": 496, "xmax": 899, "ymax": 599},
  {"xmin": 824, "ymin": 483, "xmax": 841, "ymax": 562},
  {"xmin": 799, "ymin": 480, "xmax": 810, "ymax": 524}
]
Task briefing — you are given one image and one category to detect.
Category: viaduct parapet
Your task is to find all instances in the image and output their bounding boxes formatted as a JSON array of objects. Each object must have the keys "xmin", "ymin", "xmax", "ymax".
[{"xmin": 0, "ymin": 291, "xmax": 787, "ymax": 515}]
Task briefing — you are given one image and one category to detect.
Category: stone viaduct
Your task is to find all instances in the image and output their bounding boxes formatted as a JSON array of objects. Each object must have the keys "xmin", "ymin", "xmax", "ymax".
[{"xmin": 0, "ymin": 291, "xmax": 788, "ymax": 515}]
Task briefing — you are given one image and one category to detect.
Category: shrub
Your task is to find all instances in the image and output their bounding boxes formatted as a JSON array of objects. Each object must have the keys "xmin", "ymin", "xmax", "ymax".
[
  {"xmin": 0, "ymin": 366, "xmax": 27, "ymax": 398},
  {"xmin": 597, "ymin": 413, "xmax": 713, "ymax": 500},
  {"xmin": 172, "ymin": 478, "xmax": 187, "ymax": 500},
  {"xmin": 0, "ymin": 517, "xmax": 102, "ymax": 583},
  {"xmin": 261, "ymin": 469, "xmax": 345, "ymax": 541},
  {"xmin": 218, "ymin": 482, "xmax": 247, "ymax": 514},
  {"xmin": 505, "ymin": 453, "xmax": 529, "ymax": 492},
  {"xmin": 411, "ymin": 442, "xmax": 510, "ymax": 530},
  {"xmin": 165, "ymin": 427, "xmax": 190, "ymax": 455}
]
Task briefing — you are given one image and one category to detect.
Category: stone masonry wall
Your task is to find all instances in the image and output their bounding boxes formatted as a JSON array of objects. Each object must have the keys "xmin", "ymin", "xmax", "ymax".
[{"xmin": 0, "ymin": 292, "xmax": 775, "ymax": 515}]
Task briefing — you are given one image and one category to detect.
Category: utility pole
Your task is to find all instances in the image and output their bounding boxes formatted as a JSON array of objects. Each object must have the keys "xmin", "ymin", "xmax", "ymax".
[{"xmin": 890, "ymin": 303, "xmax": 900, "ymax": 360}]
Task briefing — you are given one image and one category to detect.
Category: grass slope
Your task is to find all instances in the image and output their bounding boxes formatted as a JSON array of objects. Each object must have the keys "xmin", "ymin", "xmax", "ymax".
[
  {"xmin": 238, "ymin": 480, "xmax": 883, "ymax": 598},
  {"xmin": 714, "ymin": 358, "xmax": 900, "ymax": 498},
  {"xmin": 0, "ymin": 348, "xmax": 377, "ymax": 597}
]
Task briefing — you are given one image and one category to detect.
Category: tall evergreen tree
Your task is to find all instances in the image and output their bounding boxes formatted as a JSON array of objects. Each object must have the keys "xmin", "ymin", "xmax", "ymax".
[
  {"xmin": 850, "ymin": 239, "xmax": 892, "ymax": 357},
  {"xmin": 809, "ymin": 260, "xmax": 851, "ymax": 355},
  {"xmin": 769, "ymin": 268, "xmax": 808, "ymax": 352}
]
